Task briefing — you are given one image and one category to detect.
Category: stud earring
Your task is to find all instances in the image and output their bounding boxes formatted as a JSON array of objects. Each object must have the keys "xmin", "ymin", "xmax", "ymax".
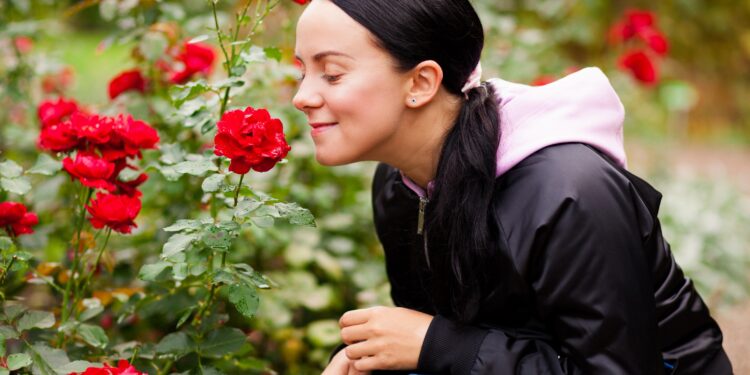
[{"xmin": 410, "ymin": 98, "xmax": 417, "ymax": 104}]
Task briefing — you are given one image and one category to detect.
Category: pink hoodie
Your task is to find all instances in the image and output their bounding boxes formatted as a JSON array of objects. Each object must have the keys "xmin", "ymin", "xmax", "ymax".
[{"xmin": 401, "ymin": 67, "xmax": 628, "ymax": 198}]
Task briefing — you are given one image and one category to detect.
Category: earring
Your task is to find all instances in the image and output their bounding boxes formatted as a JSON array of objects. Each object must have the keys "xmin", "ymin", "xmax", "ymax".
[{"xmin": 410, "ymin": 98, "xmax": 417, "ymax": 104}]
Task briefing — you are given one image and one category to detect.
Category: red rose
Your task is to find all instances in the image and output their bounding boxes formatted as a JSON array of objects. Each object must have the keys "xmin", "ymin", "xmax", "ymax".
[
  {"xmin": 69, "ymin": 359, "xmax": 145, "ymax": 375},
  {"xmin": 619, "ymin": 50, "xmax": 658, "ymax": 85},
  {"xmin": 38, "ymin": 121, "xmax": 79, "ymax": 152},
  {"xmin": 639, "ymin": 30, "xmax": 669, "ymax": 55},
  {"xmin": 169, "ymin": 42, "xmax": 216, "ymax": 84},
  {"xmin": 72, "ymin": 113, "xmax": 114, "ymax": 147},
  {"xmin": 0, "ymin": 202, "xmax": 39, "ymax": 237},
  {"xmin": 62, "ymin": 153, "xmax": 117, "ymax": 192},
  {"xmin": 108, "ymin": 69, "xmax": 147, "ymax": 100},
  {"xmin": 625, "ymin": 9, "xmax": 655, "ymax": 32},
  {"xmin": 101, "ymin": 115, "xmax": 160, "ymax": 161},
  {"xmin": 214, "ymin": 107, "xmax": 291, "ymax": 174},
  {"xmin": 115, "ymin": 173, "xmax": 148, "ymax": 197},
  {"xmin": 293, "ymin": 0, "xmax": 309, "ymax": 4},
  {"xmin": 13, "ymin": 36, "xmax": 33, "ymax": 53},
  {"xmin": 86, "ymin": 193, "xmax": 141, "ymax": 234},
  {"xmin": 37, "ymin": 97, "xmax": 80, "ymax": 128}
]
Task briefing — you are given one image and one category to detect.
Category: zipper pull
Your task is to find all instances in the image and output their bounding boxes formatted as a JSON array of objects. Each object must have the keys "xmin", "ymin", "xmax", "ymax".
[{"xmin": 417, "ymin": 197, "xmax": 428, "ymax": 235}]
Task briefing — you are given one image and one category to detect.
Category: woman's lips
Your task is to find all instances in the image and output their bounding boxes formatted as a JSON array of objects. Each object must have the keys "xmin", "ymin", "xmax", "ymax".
[{"xmin": 310, "ymin": 122, "xmax": 338, "ymax": 136}]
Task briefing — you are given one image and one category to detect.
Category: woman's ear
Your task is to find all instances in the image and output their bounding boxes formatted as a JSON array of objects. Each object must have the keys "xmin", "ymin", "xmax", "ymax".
[{"xmin": 405, "ymin": 60, "xmax": 443, "ymax": 107}]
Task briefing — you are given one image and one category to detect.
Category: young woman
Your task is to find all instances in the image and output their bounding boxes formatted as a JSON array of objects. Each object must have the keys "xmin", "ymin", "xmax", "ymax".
[{"xmin": 292, "ymin": 1, "xmax": 733, "ymax": 374}]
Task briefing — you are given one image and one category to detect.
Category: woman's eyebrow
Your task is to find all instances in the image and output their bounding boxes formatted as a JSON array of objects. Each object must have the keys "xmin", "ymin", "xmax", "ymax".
[{"xmin": 295, "ymin": 50, "xmax": 355, "ymax": 64}]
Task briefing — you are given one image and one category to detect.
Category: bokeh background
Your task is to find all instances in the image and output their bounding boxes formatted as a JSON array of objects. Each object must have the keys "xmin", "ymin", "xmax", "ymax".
[{"xmin": 1, "ymin": 0, "xmax": 748, "ymax": 373}]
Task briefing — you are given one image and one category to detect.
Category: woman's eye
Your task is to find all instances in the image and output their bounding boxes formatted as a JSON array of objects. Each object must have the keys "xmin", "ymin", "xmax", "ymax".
[{"xmin": 323, "ymin": 74, "xmax": 341, "ymax": 83}]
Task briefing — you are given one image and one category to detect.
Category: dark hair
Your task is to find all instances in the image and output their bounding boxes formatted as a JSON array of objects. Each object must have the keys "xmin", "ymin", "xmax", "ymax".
[{"xmin": 331, "ymin": 0, "xmax": 502, "ymax": 322}]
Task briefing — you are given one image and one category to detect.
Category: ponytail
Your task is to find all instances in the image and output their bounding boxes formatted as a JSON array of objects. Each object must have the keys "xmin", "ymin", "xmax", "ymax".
[{"xmin": 427, "ymin": 82, "xmax": 500, "ymax": 323}]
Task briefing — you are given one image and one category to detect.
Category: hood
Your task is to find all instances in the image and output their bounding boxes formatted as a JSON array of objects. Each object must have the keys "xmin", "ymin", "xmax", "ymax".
[
  {"xmin": 400, "ymin": 67, "xmax": 627, "ymax": 197},
  {"xmin": 489, "ymin": 67, "xmax": 627, "ymax": 177}
]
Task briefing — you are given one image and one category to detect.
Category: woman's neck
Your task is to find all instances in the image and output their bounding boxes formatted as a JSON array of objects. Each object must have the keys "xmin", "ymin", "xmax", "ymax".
[{"xmin": 381, "ymin": 90, "xmax": 461, "ymax": 189}]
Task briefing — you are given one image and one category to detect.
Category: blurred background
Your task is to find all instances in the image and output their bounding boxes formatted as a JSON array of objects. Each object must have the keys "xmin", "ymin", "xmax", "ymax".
[{"xmin": 1, "ymin": 0, "xmax": 748, "ymax": 373}]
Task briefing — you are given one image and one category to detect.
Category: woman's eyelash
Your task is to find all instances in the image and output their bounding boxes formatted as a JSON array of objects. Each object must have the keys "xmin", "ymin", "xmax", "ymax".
[{"xmin": 323, "ymin": 74, "xmax": 341, "ymax": 83}]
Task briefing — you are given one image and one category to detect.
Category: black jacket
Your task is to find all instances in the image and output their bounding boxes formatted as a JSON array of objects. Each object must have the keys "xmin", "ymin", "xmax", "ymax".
[{"xmin": 362, "ymin": 143, "xmax": 732, "ymax": 374}]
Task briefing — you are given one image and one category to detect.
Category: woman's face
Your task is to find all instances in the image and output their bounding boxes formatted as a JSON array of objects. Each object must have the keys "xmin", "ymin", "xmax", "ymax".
[{"xmin": 293, "ymin": 0, "xmax": 410, "ymax": 166}]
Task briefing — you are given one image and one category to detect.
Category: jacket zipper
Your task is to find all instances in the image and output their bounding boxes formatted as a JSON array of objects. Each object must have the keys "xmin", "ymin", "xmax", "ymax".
[
  {"xmin": 417, "ymin": 197, "xmax": 428, "ymax": 235},
  {"xmin": 417, "ymin": 197, "xmax": 430, "ymax": 269}
]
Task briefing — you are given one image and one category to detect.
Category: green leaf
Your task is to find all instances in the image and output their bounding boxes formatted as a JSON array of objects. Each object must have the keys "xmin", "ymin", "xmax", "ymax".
[
  {"xmin": 1, "ymin": 176, "xmax": 31, "ymax": 195},
  {"xmin": 227, "ymin": 284, "xmax": 259, "ymax": 319},
  {"xmin": 7, "ymin": 352, "xmax": 32, "ymax": 370},
  {"xmin": 202, "ymin": 173, "xmax": 226, "ymax": 193},
  {"xmin": 275, "ymin": 202, "xmax": 316, "ymax": 227},
  {"xmin": 240, "ymin": 46, "xmax": 266, "ymax": 65},
  {"xmin": 250, "ymin": 216, "xmax": 275, "ymax": 228},
  {"xmin": 30, "ymin": 343, "xmax": 70, "ymax": 375},
  {"xmin": 175, "ymin": 307, "xmax": 195, "ymax": 329},
  {"xmin": 172, "ymin": 262, "xmax": 188, "ymax": 281},
  {"xmin": 17, "ymin": 310, "xmax": 55, "ymax": 331},
  {"xmin": 77, "ymin": 323, "xmax": 108, "ymax": 349},
  {"xmin": 264, "ymin": 47, "xmax": 283, "ymax": 62},
  {"xmin": 170, "ymin": 80, "xmax": 211, "ymax": 108},
  {"xmin": 213, "ymin": 77, "xmax": 245, "ymax": 90},
  {"xmin": 163, "ymin": 219, "xmax": 202, "ymax": 233},
  {"xmin": 200, "ymin": 222, "xmax": 239, "ymax": 251},
  {"xmin": 199, "ymin": 327, "xmax": 246, "ymax": 358},
  {"xmin": 212, "ymin": 268, "xmax": 235, "ymax": 285},
  {"xmin": 0, "ymin": 325, "xmax": 19, "ymax": 340},
  {"xmin": 233, "ymin": 199, "xmax": 263, "ymax": 218},
  {"xmin": 26, "ymin": 154, "xmax": 61, "ymax": 176},
  {"xmin": 156, "ymin": 332, "xmax": 194, "ymax": 356},
  {"xmin": 55, "ymin": 361, "xmax": 98, "ymax": 373},
  {"xmin": 3, "ymin": 303, "xmax": 27, "ymax": 321},
  {"xmin": 172, "ymin": 160, "xmax": 218, "ymax": 177},
  {"xmin": 0, "ymin": 160, "xmax": 23, "ymax": 178},
  {"xmin": 138, "ymin": 261, "xmax": 172, "ymax": 282},
  {"xmin": 159, "ymin": 143, "xmax": 186, "ymax": 165},
  {"xmin": 0, "ymin": 237, "xmax": 13, "ymax": 251},
  {"xmin": 162, "ymin": 233, "xmax": 199, "ymax": 258}
]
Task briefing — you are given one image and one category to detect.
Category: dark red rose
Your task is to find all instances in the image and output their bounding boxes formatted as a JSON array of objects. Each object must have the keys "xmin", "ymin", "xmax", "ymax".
[
  {"xmin": 108, "ymin": 69, "xmax": 147, "ymax": 100},
  {"xmin": 115, "ymin": 173, "xmax": 148, "ymax": 197},
  {"xmin": 0, "ymin": 202, "xmax": 39, "ymax": 237},
  {"xmin": 86, "ymin": 193, "xmax": 141, "ymax": 234},
  {"xmin": 169, "ymin": 41, "xmax": 216, "ymax": 84},
  {"xmin": 214, "ymin": 107, "xmax": 291, "ymax": 174},
  {"xmin": 72, "ymin": 113, "xmax": 114, "ymax": 146},
  {"xmin": 62, "ymin": 153, "xmax": 117, "ymax": 192},
  {"xmin": 37, "ymin": 97, "xmax": 80, "ymax": 128},
  {"xmin": 619, "ymin": 50, "xmax": 658, "ymax": 85},
  {"xmin": 38, "ymin": 120, "xmax": 79, "ymax": 152},
  {"xmin": 639, "ymin": 29, "xmax": 669, "ymax": 55},
  {"xmin": 100, "ymin": 115, "xmax": 159, "ymax": 161},
  {"xmin": 69, "ymin": 359, "xmax": 145, "ymax": 375}
]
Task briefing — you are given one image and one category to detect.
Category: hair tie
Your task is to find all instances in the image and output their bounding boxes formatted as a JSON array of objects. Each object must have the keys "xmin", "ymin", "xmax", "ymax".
[{"xmin": 461, "ymin": 62, "xmax": 482, "ymax": 98}]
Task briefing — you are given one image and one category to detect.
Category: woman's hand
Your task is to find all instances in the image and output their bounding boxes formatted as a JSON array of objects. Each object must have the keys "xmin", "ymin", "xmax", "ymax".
[
  {"xmin": 339, "ymin": 306, "xmax": 433, "ymax": 372},
  {"xmin": 322, "ymin": 349, "xmax": 371, "ymax": 375}
]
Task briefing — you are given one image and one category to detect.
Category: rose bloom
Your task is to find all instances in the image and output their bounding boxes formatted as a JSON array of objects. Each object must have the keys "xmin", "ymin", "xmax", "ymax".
[
  {"xmin": 62, "ymin": 153, "xmax": 117, "ymax": 192},
  {"xmin": 619, "ymin": 50, "xmax": 658, "ymax": 85},
  {"xmin": 108, "ymin": 69, "xmax": 147, "ymax": 100},
  {"xmin": 72, "ymin": 113, "xmax": 114, "ymax": 147},
  {"xmin": 214, "ymin": 107, "xmax": 291, "ymax": 174},
  {"xmin": 38, "ymin": 120, "xmax": 79, "ymax": 152},
  {"xmin": 37, "ymin": 97, "xmax": 79, "ymax": 128},
  {"xmin": 0, "ymin": 202, "xmax": 39, "ymax": 237},
  {"xmin": 69, "ymin": 359, "xmax": 145, "ymax": 375},
  {"xmin": 169, "ymin": 41, "xmax": 216, "ymax": 84},
  {"xmin": 100, "ymin": 115, "xmax": 160, "ymax": 161},
  {"xmin": 86, "ymin": 193, "xmax": 141, "ymax": 234},
  {"xmin": 293, "ymin": 0, "xmax": 309, "ymax": 4}
]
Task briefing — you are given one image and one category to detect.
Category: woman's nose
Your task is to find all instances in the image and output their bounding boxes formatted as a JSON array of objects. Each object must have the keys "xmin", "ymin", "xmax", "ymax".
[{"xmin": 292, "ymin": 79, "xmax": 324, "ymax": 112}]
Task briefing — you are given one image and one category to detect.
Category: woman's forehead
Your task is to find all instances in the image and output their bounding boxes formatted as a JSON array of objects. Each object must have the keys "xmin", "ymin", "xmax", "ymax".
[{"xmin": 294, "ymin": 0, "xmax": 377, "ymax": 62}]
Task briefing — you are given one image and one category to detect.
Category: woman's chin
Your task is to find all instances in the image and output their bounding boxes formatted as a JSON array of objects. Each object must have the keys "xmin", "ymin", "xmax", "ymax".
[{"xmin": 314, "ymin": 150, "xmax": 357, "ymax": 166}]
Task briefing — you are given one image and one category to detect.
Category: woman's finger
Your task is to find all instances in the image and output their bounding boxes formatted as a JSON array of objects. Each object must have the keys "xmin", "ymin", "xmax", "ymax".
[
  {"xmin": 339, "ymin": 308, "xmax": 374, "ymax": 328},
  {"xmin": 340, "ymin": 323, "xmax": 370, "ymax": 345},
  {"xmin": 344, "ymin": 341, "xmax": 377, "ymax": 361}
]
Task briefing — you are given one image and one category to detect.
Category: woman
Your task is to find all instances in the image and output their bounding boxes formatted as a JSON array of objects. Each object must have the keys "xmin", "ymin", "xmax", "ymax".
[{"xmin": 292, "ymin": 1, "xmax": 733, "ymax": 374}]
